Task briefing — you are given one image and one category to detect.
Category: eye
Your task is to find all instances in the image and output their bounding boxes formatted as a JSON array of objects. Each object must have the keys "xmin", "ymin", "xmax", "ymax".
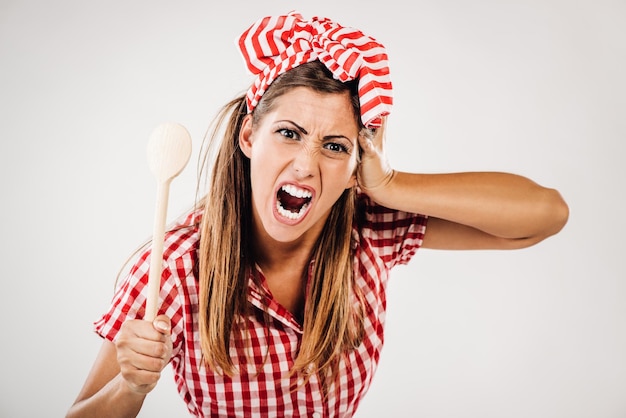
[
  {"xmin": 323, "ymin": 142, "xmax": 350, "ymax": 154},
  {"xmin": 277, "ymin": 128, "xmax": 300, "ymax": 141}
]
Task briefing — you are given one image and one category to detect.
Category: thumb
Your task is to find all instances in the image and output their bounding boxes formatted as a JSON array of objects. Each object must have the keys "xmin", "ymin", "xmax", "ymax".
[
  {"xmin": 152, "ymin": 315, "xmax": 171, "ymax": 335},
  {"xmin": 357, "ymin": 133, "xmax": 376, "ymax": 159}
]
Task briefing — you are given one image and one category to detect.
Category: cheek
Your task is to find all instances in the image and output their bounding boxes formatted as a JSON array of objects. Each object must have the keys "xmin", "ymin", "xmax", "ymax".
[
  {"xmin": 325, "ymin": 160, "xmax": 357, "ymax": 190},
  {"xmin": 249, "ymin": 158, "xmax": 279, "ymax": 202},
  {"xmin": 342, "ymin": 155, "xmax": 359, "ymax": 179}
]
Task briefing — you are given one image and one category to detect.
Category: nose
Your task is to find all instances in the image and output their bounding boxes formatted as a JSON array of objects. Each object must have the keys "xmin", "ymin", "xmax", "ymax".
[{"xmin": 292, "ymin": 146, "xmax": 318, "ymax": 179}]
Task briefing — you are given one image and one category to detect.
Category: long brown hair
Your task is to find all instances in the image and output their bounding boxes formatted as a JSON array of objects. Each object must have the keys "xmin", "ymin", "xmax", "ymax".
[{"xmin": 198, "ymin": 61, "xmax": 366, "ymax": 383}]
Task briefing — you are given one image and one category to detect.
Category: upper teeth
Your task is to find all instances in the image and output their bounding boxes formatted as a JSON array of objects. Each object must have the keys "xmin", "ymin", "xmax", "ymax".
[{"xmin": 281, "ymin": 184, "xmax": 312, "ymax": 199}]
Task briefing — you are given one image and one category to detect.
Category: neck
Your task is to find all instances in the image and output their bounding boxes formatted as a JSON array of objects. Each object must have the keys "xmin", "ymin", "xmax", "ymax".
[
  {"xmin": 251, "ymin": 225, "xmax": 321, "ymax": 320},
  {"xmin": 254, "ymin": 232, "xmax": 317, "ymax": 273},
  {"xmin": 251, "ymin": 209, "xmax": 328, "ymax": 272}
]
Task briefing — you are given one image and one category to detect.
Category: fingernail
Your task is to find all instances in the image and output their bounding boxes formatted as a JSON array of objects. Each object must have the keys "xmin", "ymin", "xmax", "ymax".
[{"xmin": 154, "ymin": 320, "xmax": 169, "ymax": 331}]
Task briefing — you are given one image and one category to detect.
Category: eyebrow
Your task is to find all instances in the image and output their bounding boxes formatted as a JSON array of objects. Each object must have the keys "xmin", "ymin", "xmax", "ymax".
[{"xmin": 277, "ymin": 119, "xmax": 354, "ymax": 143}]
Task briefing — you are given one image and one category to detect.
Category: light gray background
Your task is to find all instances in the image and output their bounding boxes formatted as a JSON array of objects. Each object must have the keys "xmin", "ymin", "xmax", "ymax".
[{"xmin": 1, "ymin": 1, "xmax": 624, "ymax": 417}]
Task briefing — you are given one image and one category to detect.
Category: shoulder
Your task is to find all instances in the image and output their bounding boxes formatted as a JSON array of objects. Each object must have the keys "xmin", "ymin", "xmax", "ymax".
[
  {"xmin": 162, "ymin": 207, "xmax": 202, "ymax": 263},
  {"xmin": 356, "ymin": 192, "xmax": 428, "ymax": 232},
  {"xmin": 354, "ymin": 192, "xmax": 428, "ymax": 268},
  {"xmin": 123, "ymin": 207, "xmax": 201, "ymax": 287}
]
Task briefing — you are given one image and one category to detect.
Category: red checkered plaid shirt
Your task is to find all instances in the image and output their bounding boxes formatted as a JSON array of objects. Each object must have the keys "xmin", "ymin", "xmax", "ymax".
[{"xmin": 95, "ymin": 194, "xmax": 427, "ymax": 417}]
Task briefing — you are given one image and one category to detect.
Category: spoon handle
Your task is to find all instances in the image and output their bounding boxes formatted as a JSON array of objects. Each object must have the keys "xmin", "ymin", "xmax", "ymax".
[{"xmin": 145, "ymin": 180, "xmax": 171, "ymax": 321}]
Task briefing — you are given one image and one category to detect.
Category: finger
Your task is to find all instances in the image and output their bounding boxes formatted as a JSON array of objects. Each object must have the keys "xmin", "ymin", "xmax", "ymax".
[
  {"xmin": 130, "ymin": 349, "xmax": 170, "ymax": 372},
  {"xmin": 121, "ymin": 319, "xmax": 167, "ymax": 342},
  {"xmin": 116, "ymin": 322, "xmax": 172, "ymax": 360},
  {"xmin": 370, "ymin": 116, "xmax": 387, "ymax": 150},
  {"xmin": 357, "ymin": 132, "xmax": 375, "ymax": 157},
  {"xmin": 128, "ymin": 337, "xmax": 171, "ymax": 360},
  {"xmin": 116, "ymin": 338, "xmax": 171, "ymax": 376},
  {"xmin": 152, "ymin": 315, "xmax": 171, "ymax": 336},
  {"xmin": 120, "ymin": 352, "xmax": 168, "ymax": 376},
  {"xmin": 119, "ymin": 362, "xmax": 163, "ymax": 394}
]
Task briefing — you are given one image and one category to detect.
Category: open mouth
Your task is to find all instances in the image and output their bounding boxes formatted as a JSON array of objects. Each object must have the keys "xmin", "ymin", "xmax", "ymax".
[{"xmin": 276, "ymin": 184, "xmax": 312, "ymax": 221}]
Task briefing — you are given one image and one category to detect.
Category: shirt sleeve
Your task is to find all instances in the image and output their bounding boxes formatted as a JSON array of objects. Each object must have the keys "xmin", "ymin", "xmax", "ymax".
[
  {"xmin": 356, "ymin": 193, "xmax": 428, "ymax": 269},
  {"xmin": 93, "ymin": 224, "xmax": 198, "ymax": 357}
]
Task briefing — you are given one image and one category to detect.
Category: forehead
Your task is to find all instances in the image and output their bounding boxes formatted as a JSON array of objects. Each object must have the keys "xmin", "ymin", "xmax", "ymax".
[{"xmin": 266, "ymin": 87, "xmax": 360, "ymax": 136}]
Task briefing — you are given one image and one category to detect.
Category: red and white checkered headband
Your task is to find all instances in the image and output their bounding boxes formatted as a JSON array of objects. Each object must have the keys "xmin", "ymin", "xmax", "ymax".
[{"xmin": 237, "ymin": 11, "xmax": 392, "ymax": 128}]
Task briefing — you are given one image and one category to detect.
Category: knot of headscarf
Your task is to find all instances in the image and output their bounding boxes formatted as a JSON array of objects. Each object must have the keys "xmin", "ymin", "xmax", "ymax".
[{"xmin": 237, "ymin": 11, "xmax": 392, "ymax": 128}]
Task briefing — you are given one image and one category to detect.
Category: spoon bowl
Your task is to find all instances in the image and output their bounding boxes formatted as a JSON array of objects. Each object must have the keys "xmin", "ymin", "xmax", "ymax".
[{"xmin": 147, "ymin": 123, "xmax": 192, "ymax": 183}]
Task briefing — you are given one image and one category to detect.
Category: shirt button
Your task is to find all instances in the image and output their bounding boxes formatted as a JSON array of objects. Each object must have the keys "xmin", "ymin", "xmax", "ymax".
[{"xmin": 312, "ymin": 413, "xmax": 321, "ymax": 418}]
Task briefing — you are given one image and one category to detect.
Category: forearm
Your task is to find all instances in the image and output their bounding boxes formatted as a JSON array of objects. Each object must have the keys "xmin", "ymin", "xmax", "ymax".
[
  {"xmin": 371, "ymin": 171, "xmax": 569, "ymax": 240},
  {"xmin": 66, "ymin": 373, "xmax": 146, "ymax": 418}
]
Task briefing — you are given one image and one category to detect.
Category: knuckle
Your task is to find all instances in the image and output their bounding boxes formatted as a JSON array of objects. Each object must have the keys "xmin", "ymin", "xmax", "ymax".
[
  {"xmin": 153, "ymin": 343, "xmax": 167, "ymax": 358},
  {"xmin": 149, "ymin": 357, "xmax": 165, "ymax": 371}
]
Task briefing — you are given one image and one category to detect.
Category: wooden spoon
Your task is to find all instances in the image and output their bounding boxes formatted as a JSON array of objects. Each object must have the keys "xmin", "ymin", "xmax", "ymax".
[{"xmin": 144, "ymin": 123, "xmax": 192, "ymax": 321}]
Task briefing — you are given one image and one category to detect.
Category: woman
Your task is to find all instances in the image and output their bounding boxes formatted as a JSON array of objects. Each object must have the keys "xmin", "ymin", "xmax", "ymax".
[{"xmin": 67, "ymin": 12, "xmax": 568, "ymax": 418}]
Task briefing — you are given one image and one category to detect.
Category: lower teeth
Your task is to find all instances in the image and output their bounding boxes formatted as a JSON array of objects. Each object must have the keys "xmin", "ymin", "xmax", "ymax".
[{"xmin": 277, "ymin": 202, "xmax": 309, "ymax": 220}]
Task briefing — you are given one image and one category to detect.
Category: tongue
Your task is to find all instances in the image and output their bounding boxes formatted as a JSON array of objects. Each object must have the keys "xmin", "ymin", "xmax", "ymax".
[{"xmin": 278, "ymin": 189, "xmax": 308, "ymax": 213}]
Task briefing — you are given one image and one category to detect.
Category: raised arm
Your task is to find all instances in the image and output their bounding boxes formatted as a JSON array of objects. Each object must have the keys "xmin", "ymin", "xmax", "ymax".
[{"xmin": 357, "ymin": 120, "xmax": 569, "ymax": 250}]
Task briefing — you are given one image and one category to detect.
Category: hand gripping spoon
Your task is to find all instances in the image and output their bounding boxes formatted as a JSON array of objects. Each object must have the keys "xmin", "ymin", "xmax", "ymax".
[{"xmin": 144, "ymin": 123, "xmax": 192, "ymax": 321}]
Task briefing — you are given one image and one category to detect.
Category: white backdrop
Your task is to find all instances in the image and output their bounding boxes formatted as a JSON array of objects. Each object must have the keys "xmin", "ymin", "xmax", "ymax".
[{"xmin": 1, "ymin": 1, "xmax": 624, "ymax": 417}]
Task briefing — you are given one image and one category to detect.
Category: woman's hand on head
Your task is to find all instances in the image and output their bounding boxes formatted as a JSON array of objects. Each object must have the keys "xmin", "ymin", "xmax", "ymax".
[
  {"xmin": 114, "ymin": 315, "xmax": 173, "ymax": 395},
  {"xmin": 357, "ymin": 117, "xmax": 395, "ymax": 201}
]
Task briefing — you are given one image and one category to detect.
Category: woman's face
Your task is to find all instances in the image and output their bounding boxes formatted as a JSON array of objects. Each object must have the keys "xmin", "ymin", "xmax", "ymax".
[{"xmin": 239, "ymin": 86, "xmax": 359, "ymax": 246}]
